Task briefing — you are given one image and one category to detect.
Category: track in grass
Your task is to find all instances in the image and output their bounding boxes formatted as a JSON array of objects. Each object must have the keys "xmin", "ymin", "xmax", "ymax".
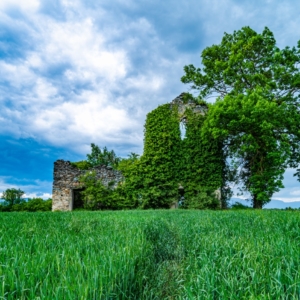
[{"xmin": 0, "ymin": 210, "xmax": 299, "ymax": 299}]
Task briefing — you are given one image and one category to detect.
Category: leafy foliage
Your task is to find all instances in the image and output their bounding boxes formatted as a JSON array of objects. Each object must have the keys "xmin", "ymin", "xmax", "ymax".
[
  {"xmin": 1, "ymin": 188, "xmax": 24, "ymax": 206},
  {"xmin": 116, "ymin": 153, "xmax": 142, "ymax": 207},
  {"xmin": 231, "ymin": 202, "xmax": 251, "ymax": 210},
  {"xmin": 79, "ymin": 171, "xmax": 115, "ymax": 210},
  {"xmin": 184, "ymin": 186, "xmax": 220, "ymax": 209},
  {"xmin": 11, "ymin": 198, "xmax": 52, "ymax": 212},
  {"xmin": 71, "ymin": 144, "xmax": 121, "ymax": 170},
  {"xmin": 182, "ymin": 26, "xmax": 300, "ymax": 208},
  {"xmin": 72, "ymin": 149, "xmax": 141, "ymax": 210},
  {"xmin": 75, "ymin": 104, "xmax": 229, "ymax": 210},
  {"xmin": 78, "ymin": 171, "xmax": 137, "ymax": 210},
  {"xmin": 137, "ymin": 104, "xmax": 183, "ymax": 208},
  {"xmin": 70, "ymin": 160, "xmax": 92, "ymax": 170},
  {"xmin": 182, "ymin": 107, "xmax": 230, "ymax": 208},
  {"xmin": 0, "ymin": 198, "xmax": 52, "ymax": 212},
  {"xmin": 87, "ymin": 143, "xmax": 120, "ymax": 168},
  {"xmin": 204, "ymin": 91, "xmax": 293, "ymax": 207}
]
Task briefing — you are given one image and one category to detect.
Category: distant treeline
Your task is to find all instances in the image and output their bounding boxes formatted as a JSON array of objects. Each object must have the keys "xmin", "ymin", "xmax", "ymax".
[{"xmin": 0, "ymin": 197, "xmax": 52, "ymax": 212}]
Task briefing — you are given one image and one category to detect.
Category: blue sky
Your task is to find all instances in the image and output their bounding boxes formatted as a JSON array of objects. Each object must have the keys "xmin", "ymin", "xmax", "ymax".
[{"xmin": 0, "ymin": 0, "xmax": 300, "ymax": 203}]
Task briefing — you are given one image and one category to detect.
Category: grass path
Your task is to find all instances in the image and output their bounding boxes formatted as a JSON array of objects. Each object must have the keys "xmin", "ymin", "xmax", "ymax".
[{"xmin": 0, "ymin": 210, "xmax": 299, "ymax": 299}]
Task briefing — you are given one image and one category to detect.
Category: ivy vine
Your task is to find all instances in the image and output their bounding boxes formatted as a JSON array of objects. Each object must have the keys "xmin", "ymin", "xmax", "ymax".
[
  {"xmin": 136, "ymin": 104, "xmax": 182, "ymax": 208},
  {"xmin": 73, "ymin": 99, "xmax": 231, "ymax": 210},
  {"xmin": 182, "ymin": 107, "xmax": 228, "ymax": 208}
]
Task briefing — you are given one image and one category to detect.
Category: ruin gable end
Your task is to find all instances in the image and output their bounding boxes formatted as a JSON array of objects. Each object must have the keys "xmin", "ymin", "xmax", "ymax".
[
  {"xmin": 170, "ymin": 93, "xmax": 208, "ymax": 121},
  {"xmin": 52, "ymin": 160, "xmax": 123, "ymax": 211}
]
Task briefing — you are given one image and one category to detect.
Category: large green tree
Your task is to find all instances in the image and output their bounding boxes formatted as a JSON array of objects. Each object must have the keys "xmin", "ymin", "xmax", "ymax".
[
  {"xmin": 2, "ymin": 188, "xmax": 24, "ymax": 206},
  {"xmin": 182, "ymin": 27, "xmax": 300, "ymax": 208}
]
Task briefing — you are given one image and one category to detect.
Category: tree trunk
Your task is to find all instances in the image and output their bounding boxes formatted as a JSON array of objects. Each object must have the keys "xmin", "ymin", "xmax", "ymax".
[{"xmin": 253, "ymin": 194, "xmax": 263, "ymax": 209}]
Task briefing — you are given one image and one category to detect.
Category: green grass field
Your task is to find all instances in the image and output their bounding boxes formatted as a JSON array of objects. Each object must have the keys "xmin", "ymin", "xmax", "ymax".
[{"xmin": 0, "ymin": 210, "xmax": 299, "ymax": 299}]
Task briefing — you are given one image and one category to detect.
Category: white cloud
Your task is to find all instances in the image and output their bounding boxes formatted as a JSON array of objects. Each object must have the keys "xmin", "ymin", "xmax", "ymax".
[
  {"xmin": 24, "ymin": 192, "xmax": 52, "ymax": 199},
  {"xmin": 126, "ymin": 75, "xmax": 164, "ymax": 91},
  {"xmin": 41, "ymin": 18, "xmax": 128, "ymax": 82},
  {"xmin": 0, "ymin": 11, "xmax": 151, "ymax": 151},
  {"xmin": 273, "ymin": 197, "xmax": 300, "ymax": 203},
  {"xmin": 0, "ymin": 177, "xmax": 52, "ymax": 199},
  {"xmin": 31, "ymin": 91, "xmax": 140, "ymax": 146},
  {"xmin": 0, "ymin": 0, "xmax": 40, "ymax": 12},
  {"xmin": 1, "ymin": 1, "xmax": 186, "ymax": 155}
]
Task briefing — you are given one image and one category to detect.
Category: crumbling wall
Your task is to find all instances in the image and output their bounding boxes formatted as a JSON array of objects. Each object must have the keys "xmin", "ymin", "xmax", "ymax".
[
  {"xmin": 52, "ymin": 160, "xmax": 123, "ymax": 211},
  {"xmin": 170, "ymin": 93, "xmax": 207, "ymax": 121}
]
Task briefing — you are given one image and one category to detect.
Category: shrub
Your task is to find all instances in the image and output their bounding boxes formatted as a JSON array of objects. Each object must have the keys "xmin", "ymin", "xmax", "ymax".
[
  {"xmin": 184, "ymin": 186, "xmax": 220, "ymax": 209},
  {"xmin": 79, "ymin": 171, "xmax": 138, "ymax": 210},
  {"xmin": 70, "ymin": 160, "xmax": 92, "ymax": 170},
  {"xmin": 0, "ymin": 204, "xmax": 11, "ymax": 212},
  {"xmin": 231, "ymin": 202, "xmax": 251, "ymax": 209},
  {"xmin": 24, "ymin": 198, "xmax": 52, "ymax": 212},
  {"xmin": 7, "ymin": 198, "xmax": 52, "ymax": 212}
]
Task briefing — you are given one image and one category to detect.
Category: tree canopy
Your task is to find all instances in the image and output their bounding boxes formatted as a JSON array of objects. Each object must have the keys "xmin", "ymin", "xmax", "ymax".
[
  {"xmin": 182, "ymin": 26, "xmax": 300, "ymax": 208},
  {"xmin": 86, "ymin": 143, "xmax": 120, "ymax": 168},
  {"xmin": 2, "ymin": 188, "xmax": 25, "ymax": 206}
]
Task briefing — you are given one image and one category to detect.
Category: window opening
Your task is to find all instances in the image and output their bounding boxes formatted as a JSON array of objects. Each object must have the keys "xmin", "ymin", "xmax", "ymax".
[{"xmin": 180, "ymin": 120, "xmax": 186, "ymax": 140}]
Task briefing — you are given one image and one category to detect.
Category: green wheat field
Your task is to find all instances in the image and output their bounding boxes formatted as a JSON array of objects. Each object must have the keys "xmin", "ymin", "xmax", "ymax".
[{"xmin": 0, "ymin": 210, "xmax": 299, "ymax": 299}]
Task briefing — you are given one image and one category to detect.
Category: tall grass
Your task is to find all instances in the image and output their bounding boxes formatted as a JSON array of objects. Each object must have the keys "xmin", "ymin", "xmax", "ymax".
[{"xmin": 0, "ymin": 210, "xmax": 299, "ymax": 299}]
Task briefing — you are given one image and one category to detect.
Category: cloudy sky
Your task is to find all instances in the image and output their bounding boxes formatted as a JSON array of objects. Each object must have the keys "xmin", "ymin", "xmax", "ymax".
[{"xmin": 0, "ymin": 0, "xmax": 300, "ymax": 204}]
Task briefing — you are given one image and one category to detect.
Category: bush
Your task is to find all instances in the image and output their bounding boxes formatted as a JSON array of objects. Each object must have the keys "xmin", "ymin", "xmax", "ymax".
[
  {"xmin": 1, "ymin": 198, "xmax": 52, "ymax": 212},
  {"xmin": 79, "ymin": 171, "xmax": 137, "ymax": 210},
  {"xmin": 70, "ymin": 160, "xmax": 92, "ymax": 170},
  {"xmin": 0, "ymin": 204, "xmax": 11, "ymax": 212},
  {"xmin": 79, "ymin": 172, "xmax": 111, "ymax": 210},
  {"xmin": 184, "ymin": 186, "xmax": 220, "ymax": 209},
  {"xmin": 24, "ymin": 198, "xmax": 52, "ymax": 212},
  {"xmin": 231, "ymin": 202, "xmax": 251, "ymax": 209}
]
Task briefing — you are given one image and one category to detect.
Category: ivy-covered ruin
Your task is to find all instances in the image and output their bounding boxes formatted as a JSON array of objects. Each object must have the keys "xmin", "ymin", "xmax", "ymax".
[{"xmin": 52, "ymin": 93, "xmax": 229, "ymax": 211}]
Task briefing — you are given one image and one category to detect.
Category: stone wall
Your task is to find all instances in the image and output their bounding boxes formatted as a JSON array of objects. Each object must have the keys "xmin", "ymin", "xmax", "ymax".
[
  {"xmin": 52, "ymin": 160, "xmax": 123, "ymax": 211},
  {"xmin": 170, "ymin": 93, "xmax": 207, "ymax": 121}
]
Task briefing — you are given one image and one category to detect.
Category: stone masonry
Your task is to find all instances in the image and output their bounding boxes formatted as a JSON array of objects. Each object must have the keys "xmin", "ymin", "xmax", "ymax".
[
  {"xmin": 52, "ymin": 160, "xmax": 123, "ymax": 211},
  {"xmin": 170, "ymin": 93, "xmax": 207, "ymax": 121}
]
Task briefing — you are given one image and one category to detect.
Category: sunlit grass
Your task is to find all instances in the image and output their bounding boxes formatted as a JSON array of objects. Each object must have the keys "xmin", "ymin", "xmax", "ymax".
[{"xmin": 0, "ymin": 210, "xmax": 299, "ymax": 299}]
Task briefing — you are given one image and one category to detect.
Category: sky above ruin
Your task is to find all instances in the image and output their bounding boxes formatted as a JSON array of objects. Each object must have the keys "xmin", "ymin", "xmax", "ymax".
[{"xmin": 0, "ymin": 0, "xmax": 300, "ymax": 205}]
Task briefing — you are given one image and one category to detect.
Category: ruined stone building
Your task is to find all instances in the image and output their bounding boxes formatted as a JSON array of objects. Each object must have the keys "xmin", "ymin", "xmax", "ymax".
[
  {"xmin": 52, "ymin": 160, "xmax": 122, "ymax": 211},
  {"xmin": 52, "ymin": 94, "xmax": 221, "ymax": 211},
  {"xmin": 170, "ymin": 93, "xmax": 207, "ymax": 119}
]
